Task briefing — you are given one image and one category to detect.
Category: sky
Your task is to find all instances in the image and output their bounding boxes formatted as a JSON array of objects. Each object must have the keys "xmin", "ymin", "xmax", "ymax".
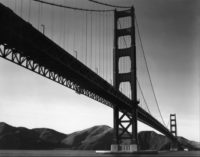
[{"xmin": 0, "ymin": 0, "xmax": 199, "ymax": 142}]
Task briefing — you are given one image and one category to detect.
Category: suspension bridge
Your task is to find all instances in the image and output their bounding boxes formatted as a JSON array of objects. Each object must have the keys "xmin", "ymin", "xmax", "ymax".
[{"xmin": 0, "ymin": 0, "xmax": 180, "ymax": 152}]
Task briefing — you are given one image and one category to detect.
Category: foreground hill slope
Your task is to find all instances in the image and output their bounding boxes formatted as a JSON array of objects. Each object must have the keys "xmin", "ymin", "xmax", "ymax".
[
  {"xmin": 0, "ymin": 122, "xmax": 67, "ymax": 149},
  {"xmin": 0, "ymin": 122, "xmax": 199, "ymax": 150}
]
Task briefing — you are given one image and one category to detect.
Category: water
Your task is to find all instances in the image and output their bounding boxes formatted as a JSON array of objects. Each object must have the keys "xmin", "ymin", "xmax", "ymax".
[{"xmin": 0, "ymin": 150, "xmax": 200, "ymax": 157}]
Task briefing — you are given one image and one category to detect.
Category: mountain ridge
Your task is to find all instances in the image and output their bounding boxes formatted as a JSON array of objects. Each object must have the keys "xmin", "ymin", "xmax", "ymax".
[{"xmin": 0, "ymin": 122, "xmax": 199, "ymax": 150}]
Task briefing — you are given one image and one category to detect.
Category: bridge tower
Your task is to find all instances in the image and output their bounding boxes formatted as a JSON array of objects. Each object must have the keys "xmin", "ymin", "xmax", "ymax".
[
  {"xmin": 111, "ymin": 7, "xmax": 138, "ymax": 152},
  {"xmin": 170, "ymin": 114, "xmax": 177, "ymax": 137},
  {"xmin": 170, "ymin": 114, "xmax": 178, "ymax": 151}
]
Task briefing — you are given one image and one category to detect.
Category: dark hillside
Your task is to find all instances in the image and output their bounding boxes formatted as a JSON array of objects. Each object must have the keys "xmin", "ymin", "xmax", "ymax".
[{"xmin": 0, "ymin": 122, "xmax": 199, "ymax": 150}]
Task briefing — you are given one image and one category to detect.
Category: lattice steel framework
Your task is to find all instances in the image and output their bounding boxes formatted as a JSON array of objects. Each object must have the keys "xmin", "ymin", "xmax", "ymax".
[
  {"xmin": 113, "ymin": 7, "xmax": 138, "ymax": 145},
  {"xmin": 0, "ymin": 44, "xmax": 112, "ymax": 107}
]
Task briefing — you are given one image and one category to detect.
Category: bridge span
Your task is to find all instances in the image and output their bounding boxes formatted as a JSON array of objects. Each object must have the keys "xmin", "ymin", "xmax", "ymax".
[{"xmin": 0, "ymin": 2, "xmax": 178, "ymax": 151}]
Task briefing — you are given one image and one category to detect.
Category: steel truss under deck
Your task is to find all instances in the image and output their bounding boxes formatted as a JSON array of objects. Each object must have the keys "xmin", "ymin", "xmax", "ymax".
[{"xmin": 0, "ymin": 44, "xmax": 112, "ymax": 107}]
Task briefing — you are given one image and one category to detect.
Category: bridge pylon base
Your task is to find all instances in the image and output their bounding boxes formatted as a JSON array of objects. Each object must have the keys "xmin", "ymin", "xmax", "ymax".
[
  {"xmin": 170, "ymin": 142, "xmax": 178, "ymax": 151},
  {"xmin": 111, "ymin": 144, "xmax": 138, "ymax": 153}
]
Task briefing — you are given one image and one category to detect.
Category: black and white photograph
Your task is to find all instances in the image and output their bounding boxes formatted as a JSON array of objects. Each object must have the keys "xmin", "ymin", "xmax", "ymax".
[{"xmin": 0, "ymin": 0, "xmax": 199, "ymax": 156}]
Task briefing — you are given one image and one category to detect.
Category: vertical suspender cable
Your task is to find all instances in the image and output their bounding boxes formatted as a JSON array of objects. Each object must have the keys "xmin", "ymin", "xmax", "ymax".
[
  {"xmin": 14, "ymin": 0, "xmax": 17, "ymax": 12},
  {"xmin": 105, "ymin": 12, "xmax": 108, "ymax": 81},
  {"xmin": 28, "ymin": 0, "xmax": 31, "ymax": 22},
  {"xmin": 81, "ymin": 12, "xmax": 84, "ymax": 63},
  {"xmin": 51, "ymin": 4, "xmax": 54, "ymax": 40},
  {"xmin": 90, "ymin": 11, "xmax": 93, "ymax": 69},
  {"xmin": 73, "ymin": 13, "xmax": 76, "ymax": 54},
  {"xmin": 63, "ymin": 1, "xmax": 66, "ymax": 50},
  {"xmin": 94, "ymin": 12, "xmax": 96, "ymax": 72},
  {"xmin": 85, "ymin": 11, "xmax": 88, "ymax": 66},
  {"xmin": 20, "ymin": 0, "xmax": 23, "ymax": 18},
  {"xmin": 102, "ymin": 12, "xmax": 105, "ymax": 78},
  {"xmin": 59, "ymin": 2, "xmax": 62, "ymax": 46},
  {"xmin": 37, "ymin": 2, "xmax": 41, "ymax": 30},
  {"xmin": 99, "ymin": 12, "xmax": 101, "ymax": 76},
  {"xmin": 103, "ymin": 12, "xmax": 106, "ymax": 79}
]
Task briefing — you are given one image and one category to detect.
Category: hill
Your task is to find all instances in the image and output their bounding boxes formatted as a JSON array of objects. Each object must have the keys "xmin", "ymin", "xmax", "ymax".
[
  {"xmin": 0, "ymin": 122, "xmax": 67, "ymax": 149},
  {"xmin": 0, "ymin": 122, "xmax": 199, "ymax": 150}
]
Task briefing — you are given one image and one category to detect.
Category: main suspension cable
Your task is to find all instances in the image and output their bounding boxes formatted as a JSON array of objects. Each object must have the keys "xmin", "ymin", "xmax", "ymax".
[
  {"xmin": 137, "ymin": 79, "xmax": 151, "ymax": 114},
  {"xmin": 33, "ymin": 0, "xmax": 114, "ymax": 12},
  {"xmin": 135, "ymin": 16, "xmax": 167, "ymax": 127},
  {"xmin": 88, "ymin": 0, "xmax": 130, "ymax": 9}
]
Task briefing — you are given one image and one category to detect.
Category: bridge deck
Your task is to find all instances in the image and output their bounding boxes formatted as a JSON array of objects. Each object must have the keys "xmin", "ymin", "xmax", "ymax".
[{"xmin": 0, "ymin": 3, "xmax": 176, "ymax": 142}]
